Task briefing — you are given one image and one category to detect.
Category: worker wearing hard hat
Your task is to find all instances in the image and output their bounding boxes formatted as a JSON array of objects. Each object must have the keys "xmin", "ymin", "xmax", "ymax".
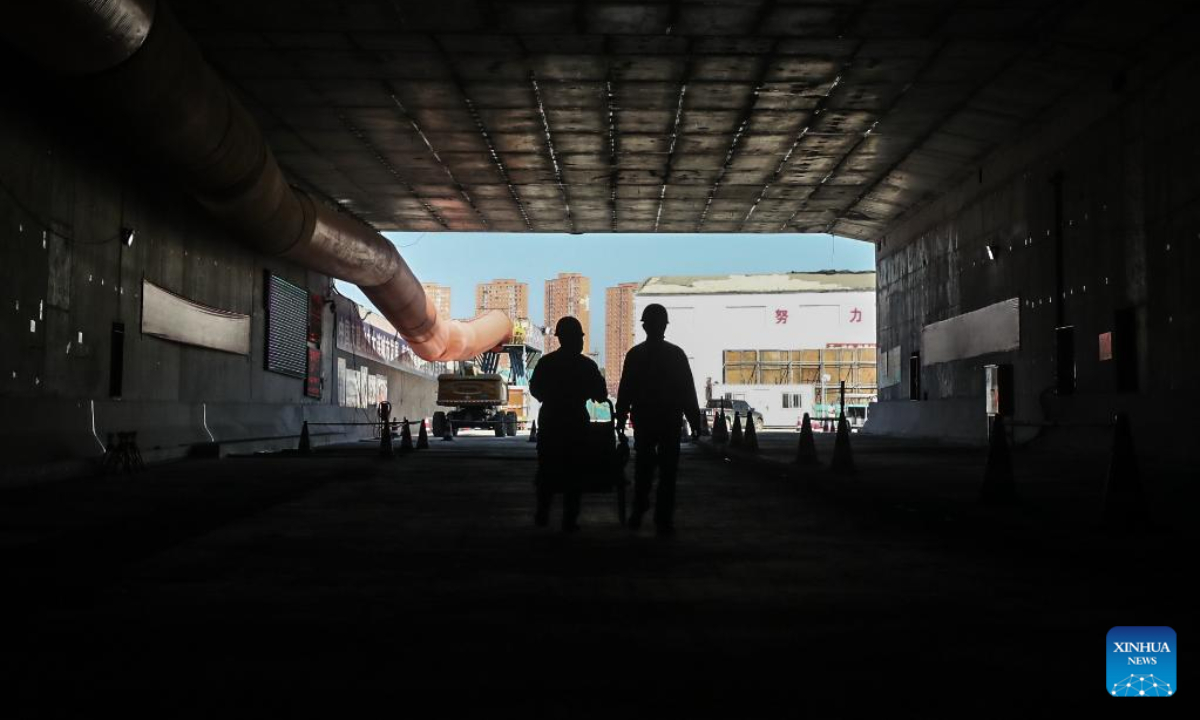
[
  {"xmin": 529, "ymin": 315, "xmax": 608, "ymax": 531},
  {"xmin": 615, "ymin": 303, "xmax": 702, "ymax": 533}
]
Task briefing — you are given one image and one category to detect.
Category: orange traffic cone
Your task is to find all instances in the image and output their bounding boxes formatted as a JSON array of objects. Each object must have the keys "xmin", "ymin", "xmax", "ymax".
[
  {"xmin": 980, "ymin": 415, "xmax": 1015, "ymax": 504},
  {"xmin": 730, "ymin": 412, "xmax": 743, "ymax": 448},
  {"xmin": 795, "ymin": 413, "xmax": 818, "ymax": 465},
  {"xmin": 1101, "ymin": 413, "xmax": 1147, "ymax": 531},
  {"xmin": 416, "ymin": 418, "xmax": 429, "ymax": 449},
  {"xmin": 713, "ymin": 411, "xmax": 728, "ymax": 444},
  {"xmin": 831, "ymin": 412, "xmax": 855, "ymax": 475},
  {"xmin": 743, "ymin": 414, "xmax": 759, "ymax": 452},
  {"xmin": 298, "ymin": 421, "xmax": 312, "ymax": 455},
  {"xmin": 399, "ymin": 418, "xmax": 413, "ymax": 451}
]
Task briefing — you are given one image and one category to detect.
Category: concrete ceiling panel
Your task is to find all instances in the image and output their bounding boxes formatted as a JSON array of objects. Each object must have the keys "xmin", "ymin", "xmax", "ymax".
[
  {"xmin": 758, "ymin": 5, "xmax": 845, "ymax": 37},
  {"xmin": 587, "ymin": 3, "xmax": 672, "ymax": 35},
  {"xmin": 539, "ymin": 82, "xmax": 606, "ymax": 107},
  {"xmin": 753, "ymin": 86, "xmax": 823, "ymax": 111},
  {"xmin": 530, "ymin": 55, "xmax": 609, "ymax": 81},
  {"xmin": 674, "ymin": 4, "xmax": 761, "ymax": 36},
  {"xmin": 546, "ymin": 109, "xmax": 606, "ymax": 132},
  {"xmin": 683, "ymin": 82, "xmax": 756, "ymax": 110},
  {"xmin": 556, "ymin": 133, "xmax": 608, "ymax": 153},
  {"xmin": 692, "ymin": 37, "xmax": 775, "ymax": 55},
  {"xmin": 476, "ymin": 109, "xmax": 542, "ymax": 133},
  {"xmin": 522, "ymin": 36, "xmax": 608, "ymax": 55},
  {"xmin": 491, "ymin": 2, "xmax": 577, "ymax": 34},
  {"xmin": 680, "ymin": 110, "xmax": 742, "ymax": 134},
  {"xmin": 175, "ymin": 0, "xmax": 1132, "ymax": 234},
  {"xmin": 690, "ymin": 55, "xmax": 764, "ymax": 81},
  {"xmin": 811, "ymin": 109, "xmax": 877, "ymax": 135},
  {"xmin": 608, "ymin": 36, "xmax": 690, "ymax": 56},
  {"xmin": 615, "ymin": 109, "xmax": 675, "ymax": 132},
  {"xmin": 765, "ymin": 57, "xmax": 843, "ymax": 83}
]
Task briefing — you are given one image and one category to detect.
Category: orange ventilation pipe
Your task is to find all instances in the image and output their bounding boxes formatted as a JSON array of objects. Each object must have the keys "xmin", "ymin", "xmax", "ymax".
[{"xmin": 2, "ymin": 0, "xmax": 512, "ymax": 361}]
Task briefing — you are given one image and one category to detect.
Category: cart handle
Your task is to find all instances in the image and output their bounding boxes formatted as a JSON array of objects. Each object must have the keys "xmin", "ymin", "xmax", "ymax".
[{"xmin": 605, "ymin": 400, "xmax": 629, "ymax": 443}]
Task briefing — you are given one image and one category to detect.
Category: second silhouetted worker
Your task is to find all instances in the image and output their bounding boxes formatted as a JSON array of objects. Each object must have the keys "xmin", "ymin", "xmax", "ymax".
[{"xmin": 615, "ymin": 303, "xmax": 702, "ymax": 532}]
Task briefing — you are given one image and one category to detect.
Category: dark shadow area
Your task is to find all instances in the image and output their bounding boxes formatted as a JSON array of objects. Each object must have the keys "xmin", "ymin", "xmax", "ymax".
[{"xmin": 0, "ymin": 434, "xmax": 1190, "ymax": 715}]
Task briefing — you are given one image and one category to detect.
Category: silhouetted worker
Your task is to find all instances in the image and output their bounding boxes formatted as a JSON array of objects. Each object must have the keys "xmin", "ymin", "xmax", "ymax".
[
  {"xmin": 529, "ymin": 316, "xmax": 607, "ymax": 531},
  {"xmin": 615, "ymin": 304, "xmax": 702, "ymax": 532}
]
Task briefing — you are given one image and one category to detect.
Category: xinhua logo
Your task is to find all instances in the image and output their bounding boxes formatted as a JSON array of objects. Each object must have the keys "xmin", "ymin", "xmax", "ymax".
[{"xmin": 1107, "ymin": 626, "xmax": 1176, "ymax": 697}]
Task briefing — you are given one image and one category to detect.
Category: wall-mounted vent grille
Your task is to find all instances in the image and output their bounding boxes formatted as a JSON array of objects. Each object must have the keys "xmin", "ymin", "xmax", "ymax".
[{"xmin": 266, "ymin": 274, "xmax": 307, "ymax": 378}]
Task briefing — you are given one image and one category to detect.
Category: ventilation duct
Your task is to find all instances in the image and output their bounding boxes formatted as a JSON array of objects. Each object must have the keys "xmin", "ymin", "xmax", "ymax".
[{"xmin": 2, "ymin": 0, "xmax": 512, "ymax": 361}]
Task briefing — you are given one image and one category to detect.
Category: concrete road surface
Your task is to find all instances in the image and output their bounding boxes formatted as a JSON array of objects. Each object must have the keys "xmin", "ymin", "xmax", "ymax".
[{"xmin": 0, "ymin": 434, "xmax": 1189, "ymax": 715}]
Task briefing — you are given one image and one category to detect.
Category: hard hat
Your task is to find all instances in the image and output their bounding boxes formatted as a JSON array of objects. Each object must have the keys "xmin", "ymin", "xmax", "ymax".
[
  {"xmin": 641, "ymin": 303, "xmax": 669, "ymax": 324},
  {"xmin": 554, "ymin": 316, "xmax": 584, "ymax": 337}
]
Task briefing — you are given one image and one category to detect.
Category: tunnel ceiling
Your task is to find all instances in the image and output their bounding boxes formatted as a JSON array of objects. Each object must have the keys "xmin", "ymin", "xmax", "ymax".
[{"xmin": 170, "ymin": 0, "xmax": 1159, "ymax": 240}]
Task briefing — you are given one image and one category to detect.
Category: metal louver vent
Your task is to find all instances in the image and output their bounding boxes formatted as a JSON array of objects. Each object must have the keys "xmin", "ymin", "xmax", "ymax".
[{"xmin": 266, "ymin": 274, "xmax": 307, "ymax": 378}]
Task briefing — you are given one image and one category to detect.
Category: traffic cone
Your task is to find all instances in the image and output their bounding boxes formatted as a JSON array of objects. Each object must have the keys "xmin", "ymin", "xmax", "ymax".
[
  {"xmin": 730, "ymin": 412, "xmax": 743, "ymax": 448},
  {"xmin": 831, "ymin": 412, "xmax": 855, "ymax": 475},
  {"xmin": 442, "ymin": 419, "xmax": 454, "ymax": 442},
  {"xmin": 795, "ymin": 413, "xmax": 818, "ymax": 465},
  {"xmin": 528, "ymin": 420, "xmax": 538, "ymax": 443},
  {"xmin": 416, "ymin": 418, "xmax": 429, "ymax": 449},
  {"xmin": 399, "ymin": 417, "xmax": 413, "ymax": 451},
  {"xmin": 298, "ymin": 421, "xmax": 311, "ymax": 455},
  {"xmin": 379, "ymin": 418, "xmax": 394, "ymax": 458},
  {"xmin": 713, "ymin": 411, "xmax": 728, "ymax": 444},
  {"xmin": 1101, "ymin": 413, "xmax": 1147, "ymax": 531},
  {"xmin": 700, "ymin": 411, "xmax": 711, "ymax": 437},
  {"xmin": 980, "ymin": 415, "xmax": 1015, "ymax": 504},
  {"xmin": 743, "ymin": 414, "xmax": 759, "ymax": 452}
]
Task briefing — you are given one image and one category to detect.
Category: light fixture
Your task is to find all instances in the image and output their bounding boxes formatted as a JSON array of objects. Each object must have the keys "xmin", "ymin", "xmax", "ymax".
[
  {"xmin": 120, "ymin": 226, "xmax": 135, "ymax": 247},
  {"xmin": 985, "ymin": 244, "xmax": 996, "ymax": 261}
]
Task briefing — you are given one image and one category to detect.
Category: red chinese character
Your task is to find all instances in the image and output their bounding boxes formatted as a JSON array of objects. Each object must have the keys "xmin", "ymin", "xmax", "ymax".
[
  {"xmin": 849, "ymin": 308, "xmax": 863, "ymax": 323},
  {"xmin": 775, "ymin": 309, "xmax": 788, "ymax": 324}
]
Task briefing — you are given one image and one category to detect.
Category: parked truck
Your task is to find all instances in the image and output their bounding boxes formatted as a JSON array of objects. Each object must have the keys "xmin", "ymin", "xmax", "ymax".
[{"xmin": 432, "ymin": 373, "xmax": 519, "ymax": 437}]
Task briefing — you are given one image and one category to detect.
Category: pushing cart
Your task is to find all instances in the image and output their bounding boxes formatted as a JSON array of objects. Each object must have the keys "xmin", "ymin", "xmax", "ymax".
[{"xmin": 535, "ymin": 401, "xmax": 630, "ymax": 524}]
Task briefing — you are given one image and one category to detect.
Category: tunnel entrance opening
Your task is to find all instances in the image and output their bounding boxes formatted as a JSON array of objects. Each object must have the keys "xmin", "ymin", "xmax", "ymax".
[{"xmin": 334, "ymin": 230, "xmax": 877, "ymax": 431}]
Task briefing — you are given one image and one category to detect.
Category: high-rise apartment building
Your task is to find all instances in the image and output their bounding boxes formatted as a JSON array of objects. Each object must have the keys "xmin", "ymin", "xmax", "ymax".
[
  {"xmin": 545, "ymin": 272, "xmax": 591, "ymax": 354},
  {"xmin": 604, "ymin": 282, "xmax": 640, "ymax": 396},
  {"xmin": 475, "ymin": 278, "xmax": 529, "ymax": 321},
  {"xmin": 422, "ymin": 282, "xmax": 453, "ymax": 320}
]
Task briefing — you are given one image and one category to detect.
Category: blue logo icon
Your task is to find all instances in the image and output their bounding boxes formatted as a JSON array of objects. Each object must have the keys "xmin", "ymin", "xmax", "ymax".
[{"xmin": 1107, "ymin": 626, "xmax": 1176, "ymax": 697}]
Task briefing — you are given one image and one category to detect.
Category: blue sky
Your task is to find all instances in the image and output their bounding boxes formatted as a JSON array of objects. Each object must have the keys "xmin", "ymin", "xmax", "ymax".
[{"xmin": 335, "ymin": 232, "xmax": 875, "ymax": 363}]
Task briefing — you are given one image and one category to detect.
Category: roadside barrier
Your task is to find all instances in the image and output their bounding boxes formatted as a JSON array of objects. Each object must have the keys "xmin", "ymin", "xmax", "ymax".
[{"xmin": 794, "ymin": 413, "xmax": 818, "ymax": 465}]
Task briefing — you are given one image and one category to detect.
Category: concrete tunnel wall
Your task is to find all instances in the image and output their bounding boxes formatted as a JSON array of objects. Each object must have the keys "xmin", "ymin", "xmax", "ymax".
[
  {"xmin": 864, "ymin": 46, "xmax": 1199, "ymax": 461},
  {"xmin": 0, "ymin": 99, "xmax": 437, "ymax": 483}
]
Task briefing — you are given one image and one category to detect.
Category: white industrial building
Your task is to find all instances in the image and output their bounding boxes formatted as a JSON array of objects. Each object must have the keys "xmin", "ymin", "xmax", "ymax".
[{"xmin": 632, "ymin": 272, "xmax": 877, "ymax": 428}]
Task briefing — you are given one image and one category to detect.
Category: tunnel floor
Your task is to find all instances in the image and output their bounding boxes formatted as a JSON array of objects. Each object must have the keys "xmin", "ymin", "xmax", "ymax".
[{"xmin": 1, "ymin": 433, "xmax": 1190, "ymax": 715}]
